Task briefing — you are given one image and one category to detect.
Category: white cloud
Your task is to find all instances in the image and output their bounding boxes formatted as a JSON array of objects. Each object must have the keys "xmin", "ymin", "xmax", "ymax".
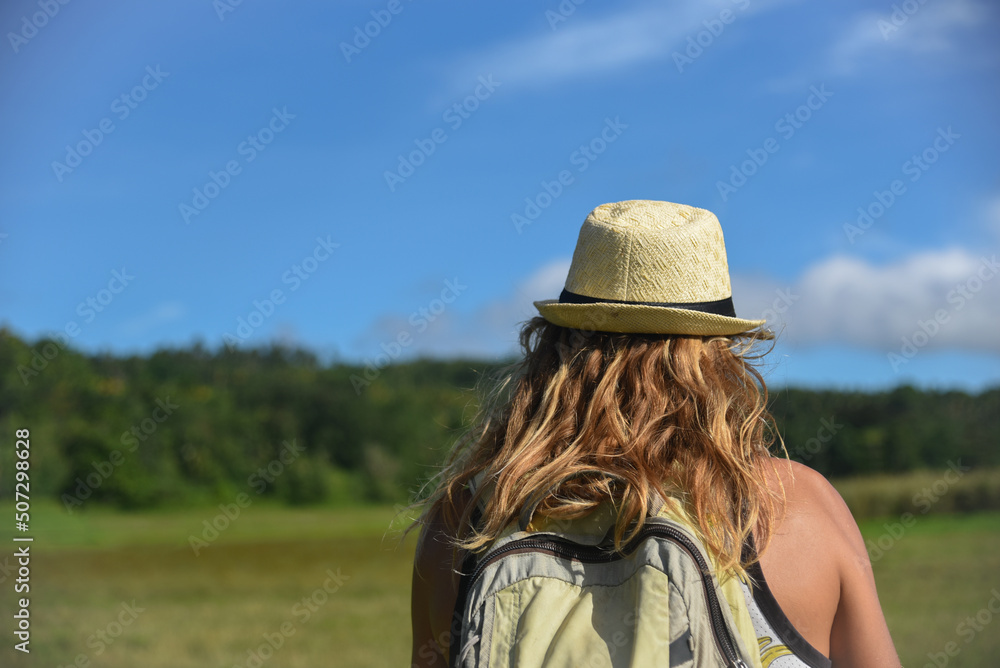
[
  {"xmin": 511, "ymin": 257, "xmax": 572, "ymax": 306},
  {"xmin": 764, "ymin": 0, "xmax": 991, "ymax": 91},
  {"xmin": 733, "ymin": 248, "xmax": 1000, "ymax": 352},
  {"xmin": 361, "ymin": 247, "xmax": 1000, "ymax": 364},
  {"xmin": 829, "ymin": 0, "xmax": 987, "ymax": 75},
  {"xmin": 443, "ymin": 0, "xmax": 791, "ymax": 92}
]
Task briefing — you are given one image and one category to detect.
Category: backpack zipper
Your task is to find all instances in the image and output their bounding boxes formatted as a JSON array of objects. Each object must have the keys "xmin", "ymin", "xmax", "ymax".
[{"xmin": 465, "ymin": 522, "xmax": 749, "ymax": 668}]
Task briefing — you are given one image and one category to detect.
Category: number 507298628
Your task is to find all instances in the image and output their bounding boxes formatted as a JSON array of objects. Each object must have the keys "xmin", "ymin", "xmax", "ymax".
[{"xmin": 15, "ymin": 428, "xmax": 30, "ymax": 531}]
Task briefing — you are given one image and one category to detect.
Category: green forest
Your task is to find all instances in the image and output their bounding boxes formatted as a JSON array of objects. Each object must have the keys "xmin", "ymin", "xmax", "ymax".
[{"xmin": 2, "ymin": 327, "xmax": 998, "ymax": 511}]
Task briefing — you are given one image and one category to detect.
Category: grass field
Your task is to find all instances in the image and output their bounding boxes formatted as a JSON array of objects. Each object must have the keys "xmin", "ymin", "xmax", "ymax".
[{"xmin": 1, "ymin": 500, "xmax": 998, "ymax": 667}]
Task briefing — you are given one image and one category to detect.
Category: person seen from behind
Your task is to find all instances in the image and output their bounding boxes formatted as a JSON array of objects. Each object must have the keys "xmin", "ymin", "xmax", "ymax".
[{"xmin": 409, "ymin": 199, "xmax": 902, "ymax": 667}]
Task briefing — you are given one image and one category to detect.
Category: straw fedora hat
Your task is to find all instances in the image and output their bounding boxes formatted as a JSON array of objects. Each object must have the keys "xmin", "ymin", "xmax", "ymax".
[{"xmin": 533, "ymin": 200, "xmax": 770, "ymax": 337}]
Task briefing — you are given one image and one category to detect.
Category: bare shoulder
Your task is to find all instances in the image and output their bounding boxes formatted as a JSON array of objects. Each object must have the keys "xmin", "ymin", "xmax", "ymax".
[
  {"xmin": 762, "ymin": 457, "xmax": 873, "ymax": 596},
  {"xmin": 765, "ymin": 457, "xmax": 842, "ymax": 505},
  {"xmin": 761, "ymin": 457, "xmax": 901, "ymax": 667},
  {"xmin": 764, "ymin": 458, "xmax": 859, "ymax": 536},
  {"xmin": 763, "ymin": 458, "xmax": 889, "ymax": 583}
]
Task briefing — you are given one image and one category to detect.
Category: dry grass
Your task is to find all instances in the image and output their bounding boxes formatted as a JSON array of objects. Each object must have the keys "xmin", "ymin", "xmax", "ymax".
[
  {"xmin": 0, "ymin": 502, "xmax": 417, "ymax": 668},
  {"xmin": 832, "ymin": 465, "xmax": 1000, "ymax": 519},
  {"xmin": 1, "ymin": 486, "xmax": 999, "ymax": 667}
]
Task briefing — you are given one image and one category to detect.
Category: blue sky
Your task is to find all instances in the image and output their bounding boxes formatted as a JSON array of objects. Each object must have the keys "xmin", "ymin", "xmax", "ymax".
[{"xmin": 1, "ymin": 0, "xmax": 998, "ymax": 391}]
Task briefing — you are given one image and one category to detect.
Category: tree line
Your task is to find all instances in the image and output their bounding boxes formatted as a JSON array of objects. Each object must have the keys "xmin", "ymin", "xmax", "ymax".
[{"xmin": 1, "ymin": 327, "xmax": 997, "ymax": 510}]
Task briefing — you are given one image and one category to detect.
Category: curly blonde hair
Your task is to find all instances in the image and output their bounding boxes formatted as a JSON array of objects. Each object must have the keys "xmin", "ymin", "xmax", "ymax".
[{"xmin": 409, "ymin": 316, "xmax": 787, "ymax": 575}]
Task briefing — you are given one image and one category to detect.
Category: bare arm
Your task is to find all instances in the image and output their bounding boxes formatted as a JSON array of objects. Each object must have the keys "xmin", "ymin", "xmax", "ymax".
[{"xmin": 411, "ymin": 497, "xmax": 467, "ymax": 667}]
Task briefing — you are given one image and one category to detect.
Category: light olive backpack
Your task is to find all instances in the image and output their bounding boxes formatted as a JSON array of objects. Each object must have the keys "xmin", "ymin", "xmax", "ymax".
[{"xmin": 449, "ymin": 474, "xmax": 763, "ymax": 668}]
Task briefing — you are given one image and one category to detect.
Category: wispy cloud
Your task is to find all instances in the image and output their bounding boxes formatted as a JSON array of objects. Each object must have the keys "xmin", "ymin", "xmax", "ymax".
[
  {"xmin": 831, "ymin": 0, "xmax": 986, "ymax": 75},
  {"xmin": 766, "ymin": 0, "xmax": 992, "ymax": 91},
  {"xmin": 442, "ymin": 0, "xmax": 790, "ymax": 93}
]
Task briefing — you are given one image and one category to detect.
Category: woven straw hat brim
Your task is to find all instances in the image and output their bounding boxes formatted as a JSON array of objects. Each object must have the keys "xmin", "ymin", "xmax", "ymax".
[{"xmin": 533, "ymin": 300, "xmax": 772, "ymax": 338}]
